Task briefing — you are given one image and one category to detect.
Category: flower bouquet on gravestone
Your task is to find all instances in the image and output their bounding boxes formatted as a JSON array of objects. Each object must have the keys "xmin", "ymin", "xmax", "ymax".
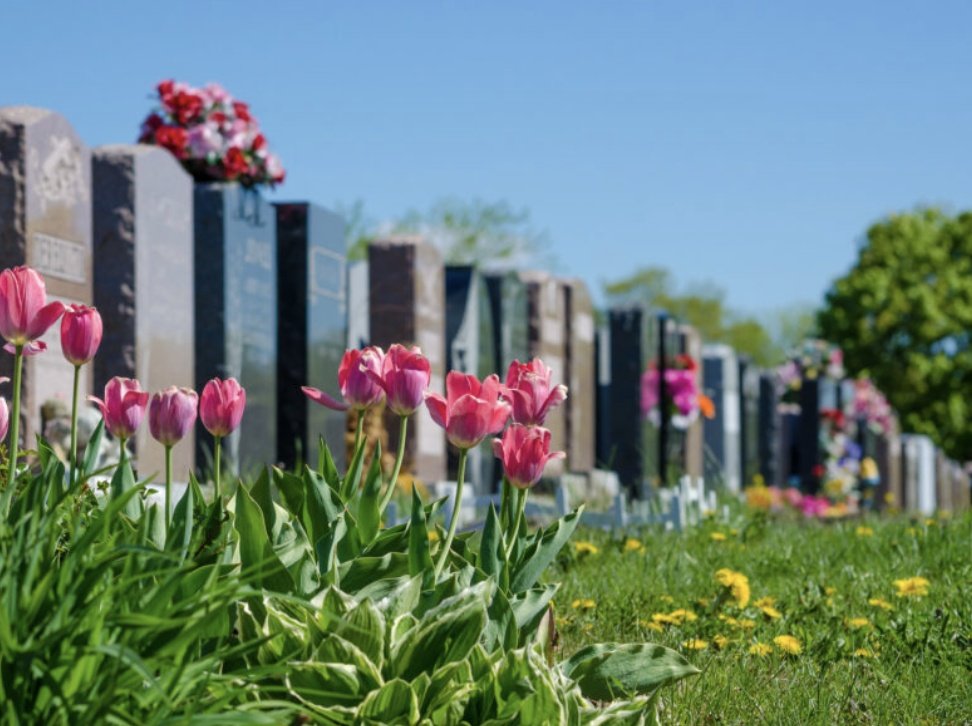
[
  {"xmin": 640, "ymin": 353, "xmax": 714, "ymax": 431},
  {"xmin": 138, "ymin": 79, "xmax": 285, "ymax": 188},
  {"xmin": 776, "ymin": 338, "xmax": 845, "ymax": 406}
]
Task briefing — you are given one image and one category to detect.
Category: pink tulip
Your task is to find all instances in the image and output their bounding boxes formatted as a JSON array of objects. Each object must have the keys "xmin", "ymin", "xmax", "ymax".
[
  {"xmin": 426, "ymin": 371, "xmax": 511, "ymax": 450},
  {"xmin": 0, "ymin": 266, "xmax": 65, "ymax": 354},
  {"xmin": 493, "ymin": 423, "xmax": 565, "ymax": 489},
  {"xmin": 503, "ymin": 359, "xmax": 567, "ymax": 426},
  {"xmin": 89, "ymin": 377, "xmax": 150, "ymax": 440},
  {"xmin": 303, "ymin": 346, "xmax": 385, "ymax": 412},
  {"xmin": 366, "ymin": 343, "xmax": 430, "ymax": 416},
  {"xmin": 200, "ymin": 377, "xmax": 246, "ymax": 437},
  {"xmin": 149, "ymin": 386, "xmax": 198, "ymax": 446},
  {"xmin": 60, "ymin": 304, "xmax": 103, "ymax": 366}
]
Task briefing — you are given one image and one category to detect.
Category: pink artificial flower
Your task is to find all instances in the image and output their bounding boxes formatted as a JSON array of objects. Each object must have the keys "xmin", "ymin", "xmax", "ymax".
[
  {"xmin": 149, "ymin": 386, "xmax": 198, "ymax": 447},
  {"xmin": 503, "ymin": 358, "xmax": 568, "ymax": 426},
  {"xmin": 426, "ymin": 371, "xmax": 511, "ymax": 450},
  {"xmin": 199, "ymin": 377, "xmax": 246, "ymax": 437},
  {"xmin": 89, "ymin": 377, "xmax": 150, "ymax": 440},
  {"xmin": 60, "ymin": 304, "xmax": 103, "ymax": 366},
  {"xmin": 493, "ymin": 423, "xmax": 565, "ymax": 489},
  {"xmin": 0, "ymin": 266, "xmax": 65, "ymax": 355},
  {"xmin": 201, "ymin": 82, "xmax": 231, "ymax": 105},
  {"xmin": 366, "ymin": 343, "xmax": 431, "ymax": 416},
  {"xmin": 187, "ymin": 122, "xmax": 224, "ymax": 158},
  {"xmin": 784, "ymin": 487, "xmax": 803, "ymax": 508},
  {"xmin": 303, "ymin": 346, "xmax": 385, "ymax": 412},
  {"xmin": 800, "ymin": 495, "xmax": 829, "ymax": 519}
]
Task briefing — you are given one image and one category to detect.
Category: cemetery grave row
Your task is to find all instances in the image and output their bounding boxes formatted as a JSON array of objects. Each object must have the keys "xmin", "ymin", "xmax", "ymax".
[{"xmin": 0, "ymin": 105, "xmax": 968, "ymax": 519}]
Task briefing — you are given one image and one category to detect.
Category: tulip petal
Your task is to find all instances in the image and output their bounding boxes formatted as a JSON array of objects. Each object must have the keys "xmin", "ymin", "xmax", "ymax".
[
  {"xmin": 487, "ymin": 400, "xmax": 512, "ymax": 434},
  {"xmin": 446, "ymin": 371, "xmax": 477, "ymax": 403},
  {"xmin": 302, "ymin": 386, "xmax": 349, "ymax": 411},
  {"xmin": 25, "ymin": 300, "xmax": 65, "ymax": 341},
  {"xmin": 425, "ymin": 392, "xmax": 448, "ymax": 429},
  {"xmin": 537, "ymin": 384, "xmax": 568, "ymax": 423}
]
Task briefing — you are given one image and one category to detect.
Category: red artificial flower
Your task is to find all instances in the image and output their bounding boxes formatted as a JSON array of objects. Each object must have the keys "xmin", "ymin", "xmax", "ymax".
[
  {"xmin": 232, "ymin": 101, "xmax": 251, "ymax": 122},
  {"xmin": 157, "ymin": 79, "xmax": 175, "ymax": 102},
  {"xmin": 223, "ymin": 147, "xmax": 248, "ymax": 179},
  {"xmin": 675, "ymin": 354, "xmax": 697, "ymax": 371},
  {"xmin": 170, "ymin": 90, "xmax": 204, "ymax": 125},
  {"xmin": 812, "ymin": 464, "xmax": 826, "ymax": 478},
  {"xmin": 155, "ymin": 126, "xmax": 188, "ymax": 159},
  {"xmin": 251, "ymin": 133, "xmax": 266, "ymax": 151}
]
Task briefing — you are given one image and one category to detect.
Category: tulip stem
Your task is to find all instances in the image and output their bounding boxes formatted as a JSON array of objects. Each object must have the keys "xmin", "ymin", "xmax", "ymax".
[
  {"xmin": 68, "ymin": 363, "xmax": 80, "ymax": 489},
  {"xmin": 505, "ymin": 486, "xmax": 527, "ymax": 562},
  {"xmin": 435, "ymin": 448, "xmax": 467, "ymax": 577},
  {"xmin": 164, "ymin": 444, "xmax": 173, "ymax": 534},
  {"xmin": 353, "ymin": 413, "xmax": 364, "ymax": 455},
  {"xmin": 379, "ymin": 415, "xmax": 408, "ymax": 514},
  {"xmin": 2, "ymin": 345, "xmax": 24, "ymax": 517},
  {"xmin": 213, "ymin": 435, "xmax": 222, "ymax": 504}
]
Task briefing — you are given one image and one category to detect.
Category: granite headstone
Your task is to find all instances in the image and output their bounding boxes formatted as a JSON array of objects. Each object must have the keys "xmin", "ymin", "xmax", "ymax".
[
  {"xmin": 561, "ymin": 278, "xmax": 596, "ymax": 473},
  {"xmin": 92, "ymin": 144, "xmax": 194, "ymax": 478},
  {"xmin": 757, "ymin": 372, "xmax": 783, "ymax": 486},
  {"xmin": 702, "ymin": 344, "xmax": 741, "ymax": 492},
  {"xmin": 482, "ymin": 271, "xmax": 530, "ymax": 376},
  {"xmin": 275, "ymin": 202, "xmax": 346, "ymax": 471},
  {"xmin": 0, "ymin": 106, "xmax": 92, "ymax": 442}
]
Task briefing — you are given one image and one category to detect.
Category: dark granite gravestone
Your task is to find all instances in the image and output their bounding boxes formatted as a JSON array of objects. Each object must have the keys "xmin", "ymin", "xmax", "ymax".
[
  {"xmin": 0, "ymin": 107, "xmax": 92, "ymax": 442},
  {"xmin": 757, "ymin": 372, "xmax": 782, "ymax": 486},
  {"xmin": 194, "ymin": 183, "xmax": 277, "ymax": 474},
  {"xmin": 702, "ymin": 344, "xmax": 741, "ymax": 492},
  {"xmin": 445, "ymin": 266, "xmax": 496, "ymax": 490},
  {"xmin": 92, "ymin": 144, "xmax": 194, "ymax": 478},
  {"xmin": 369, "ymin": 238, "xmax": 446, "ymax": 484},
  {"xmin": 738, "ymin": 357, "xmax": 761, "ymax": 488},
  {"xmin": 275, "ymin": 202, "xmax": 346, "ymax": 471},
  {"xmin": 482, "ymin": 271, "xmax": 530, "ymax": 376},
  {"xmin": 779, "ymin": 408, "xmax": 801, "ymax": 487},
  {"xmin": 561, "ymin": 278, "xmax": 596, "ymax": 473},
  {"xmin": 796, "ymin": 377, "xmax": 822, "ymax": 492}
]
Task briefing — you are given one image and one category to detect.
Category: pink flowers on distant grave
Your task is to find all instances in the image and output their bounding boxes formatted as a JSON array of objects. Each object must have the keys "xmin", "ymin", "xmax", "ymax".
[
  {"xmin": 60, "ymin": 304, "xmax": 103, "ymax": 366},
  {"xmin": 493, "ymin": 423, "xmax": 565, "ymax": 489},
  {"xmin": 139, "ymin": 79, "xmax": 285, "ymax": 187},
  {"xmin": 90, "ymin": 377, "xmax": 150, "ymax": 441},
  {"xmin": 200, "ymin": 377, "xmax": 246, "ymax": 437},
  {"xmin": 149, "ymin": 386, "xmax": 199, "ymax": 447},
  {"xmin": 0, "ymin": 266, "xmax": 65, "ymax": 355},
  {"xmin": 503, "ymin": 358, "xmax": 567, "ymax": 426},
  {"xmin": 640, "ymin": 354, "xmax": 712, "ymax": 429},
  {"xmin": 303, "ymin": 346, "xmax": 386, "ymax": 412},
  {"xmin": 426, "ymin": 372, "xmax": 511, "ymax": 450}
]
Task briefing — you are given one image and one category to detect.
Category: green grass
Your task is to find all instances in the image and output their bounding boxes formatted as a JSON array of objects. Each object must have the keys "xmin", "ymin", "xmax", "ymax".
[{"xmin": 552, "ymin": 508, "xmax": 972, "ymax": 725}]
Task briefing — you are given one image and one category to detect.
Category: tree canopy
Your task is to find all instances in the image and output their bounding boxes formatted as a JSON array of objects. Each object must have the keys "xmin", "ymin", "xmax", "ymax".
[{"xmin": 818, "ymin": 208, "xmax": 972, "ymax": 459}]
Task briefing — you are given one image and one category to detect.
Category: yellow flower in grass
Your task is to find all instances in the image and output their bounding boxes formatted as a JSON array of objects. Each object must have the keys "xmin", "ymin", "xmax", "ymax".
[
  {"xmin": 652, "ymin": 612, "xmax": 677, "ymax": 625},
  {"xmin": 745, "ymin": 485, "xmax": 773, "ymax": 510},
  {"xmin": 924, "ymin": 518, "xmax": 936, "ymax": 527},
  {"xmin": 853, "ymin": 648, "xmax": 876, "ymax": 658},
  {"xmin": 639, "ymin": 619, "xmax": 665, "ymax": 633},
  {"xmin": 668, "ymin": 608, "xmax": 698, "ymax": 624},
  {"xmin": 682, "ymin": 639, "xmax": 708, "ymax": 651},
  {"xmin": 759, "ymin": 605, "xmax": 782, "ymax": 620},
  {"xmin": 623, "ymin": 538, "xmax": 644, "ymax": 553},
  {"xmin": 824, "ymin": 586, "xmax": 837, "ymax": 596},
  {"xmin": 893, "ymin": 577, "xmax": 930, "ymax": 598},
  {"xmin": 749, "ymin": 643, "xmax": 773, "ymax": 657},
  {"xmin": 713, "ymin": 634, "xmax": 731, "ymax": 650},
  {"xmin": 710, "ymin": 532, "xmax": 727, "ymax": 542},
  {"xmin": 715, "ymin": 568, "xmax": 751, "ymax": 608},
  {"xmin": 754, "ymin": 596, "xmax": 776, "ymax": 608},
  {"xmin": 659, "ymin": 594, "xmax": 675, "ymax": 604},
  {"xmin": 428, "ymin": 530, "xmax": 440, "ymax": 542},
  {"xmin": 696, "ymin": 597, "xmax": 709, "ymax": 608},
  {"xmin": 855, "ymin": 526, "xmax": 874, "ymax": 538},
  {"xmin": 571, "ymin": 598, "xmax": 596, "ymax": 611},
  {"xmin": 574, "ymin": 541, "xmax": 599, "ymax": 556},
  {"xmin": 736, "ymin": 617, "xmax": 757, "ymax": 630},
  {"xmin": 845, "ymin": 617, "xmax": 871, "ymax": 630},
  {"xmin": 773, "ymin": 635, "xmax": 802, "ymax": 655},
  {"xmin": 868, "ymin": 598, "xmax": 894, "ymax": 611}
]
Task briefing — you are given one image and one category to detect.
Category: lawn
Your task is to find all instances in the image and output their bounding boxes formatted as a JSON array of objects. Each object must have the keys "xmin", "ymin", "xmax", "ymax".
[{"xmin": 553, "ymin": 508, "xmax": 972, "ymax": 724}]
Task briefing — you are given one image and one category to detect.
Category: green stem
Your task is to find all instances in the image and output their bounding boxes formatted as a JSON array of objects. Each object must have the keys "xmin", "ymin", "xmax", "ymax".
[
  {"xmin": 69, "ymin": 364, "xmax": 80, "ymax": 489},
  {"xmin": 379, "ymin": 415, "xmax": 408, "ymax": 514},
  {"xmin": 165, "ymin": 444, "xmax": 173, "ymax": 533},
  {"xmin": 505, "ymin": 486, "xmax": 528, "ymax": 561},
  {"xmin": 213, "ymin": 436, "xmax": 222, "ymax": 504},
  {"xmin": 435, "ymin": 448, "xmax": 467, "ymax": 577},
  {"xmin": 500, "ymin": 476, "xmax": 512, "ymax": 531},
  {"xmin": 2, "ymin": 345, "xmax": 24, "ymax": 516}
]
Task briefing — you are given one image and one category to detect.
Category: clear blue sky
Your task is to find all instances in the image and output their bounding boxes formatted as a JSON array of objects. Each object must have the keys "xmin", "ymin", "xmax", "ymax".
[{"xmin": 4, "ymin": 1, "xmax": 971, "ymax": 319}]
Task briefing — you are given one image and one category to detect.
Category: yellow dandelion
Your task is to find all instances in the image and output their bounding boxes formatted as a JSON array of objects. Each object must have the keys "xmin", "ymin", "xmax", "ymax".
[
  {"xmin": 682, "ymin": 639, "xmax": 708, "ymax": 651},
  {"xmin": 623, "ymin": 538, "xmax": 644, "ymax": 553},
  {"xmin": 571, "ymin": 598, "xmax": 596, "ymax": 611},
  {"xmin": 824, "ymin": 586, "xmax": 837, "ymax": 596},
  {"xmin": 855, "ymin": 526, "xmax": 874, "ymax": 538},
  {"xmin": 924, "ymin": 518, "xmax": 936, "ymax": 527},
  {"xmin": 868, "ymin": 597, "xmax": 894, "ymax": 611},
  {"xmin": 574, "ymin": 541, "xmax": 599, "ymax": 556},
  {"xmin": 555, "ymin": 616, "xmax": 571, "ymax": 628},
  {"xmin": 754, "ymin": 596, "xmax": 776, "ymax": 608},
  {"xmin": 659, "ymin": 594, "xmax": 675, "ymax": 604},
  {"xmin": 710, "ymin": 532, "xmax": 727, "ymax": 542},
  {"xmin": 729, "ymin": 528, "xmax": 740, "ymax": 536},
  {"xmin": 652, "ymin": 612, "xmax": 677, "ymax": 625},
  {"xmin": 713, "ymin": 634, "xmax": 731, "ymax": 650},
  {"xmin": 825, "ymin": 597, "xmax": 834, "ymax": 607},
  {"xmin": 853, "ymin": 648, "xmax": 876, "ymax": 658},
  {"xmin": 668, "ymin": 608, "xmax": 698, "ymax": 624},
  {"xmin": 428, "ymin": 530, "xmax": 440, "ymax": 542},
  {"xmin": 696, "ymin": 597, "xmax": 710, "ymax": 608},
  {"xmin": 759, "ymin": 605, "xmax": 782, "ymax": 620},
  {"xmin": 893, "ymin": 576, "xmax": 930, "ymax": 598},
  {"xmin": 745, "ymin": 484, "xmax": 773, "ymax": 510},
  {"xmin": 639, "ymin": 619, "xmax": 665, "ymax": 633},
  {"xmin": 845, "ymin": 617, "xmax": 871, "ymax": 629},
  {"xmin": 749, "ymin": 643, "xmax": 773, "ymax": 657},
  {"xmin": 773, "ymin": 635, "xmax": 802, "ymax": 655},
  {"xmin": 715, "ymin": 568, "xmax": 751, "ymax": 608}
]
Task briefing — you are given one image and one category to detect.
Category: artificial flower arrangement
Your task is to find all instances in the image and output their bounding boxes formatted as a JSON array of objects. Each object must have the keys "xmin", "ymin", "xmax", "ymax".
[
  {"xmin": 776, "ymin": 339, "xmax": 845, "ymax": 404},
  {"xmin": 818, "ymin": 407, "xmax": 862, "ymax": 513},
  {"xmin": 640, "ymin": 353, "xmax": 715, "ymax": 430},
  {"xmin": 852, "ymin": 377, "xmax": 894, "ymax": 436},
  {"xmin": 138, "ymin": 79, "xmax": 285, "ymax": 187}
]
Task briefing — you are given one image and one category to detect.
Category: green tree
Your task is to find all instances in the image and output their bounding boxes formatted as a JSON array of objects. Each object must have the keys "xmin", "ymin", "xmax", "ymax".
[{"xmin": 818, "ymin": 207, "xmax": 972, "ymax": 458}]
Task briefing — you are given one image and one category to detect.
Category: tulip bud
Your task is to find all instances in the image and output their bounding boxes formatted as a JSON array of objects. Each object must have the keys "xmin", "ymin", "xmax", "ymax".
[
  {"xmin": 426, "ymin": 371, "xmax": 512, "ymax": 450},
  {"xmin": 60, "ymin": 304, "xmax": 103, "ymax": 366},
  {"xmin": 502, "ymin": 358, "xmax": 567, "ymax": 426},
  {"xmin": 367, "ymin": 343, "xmax": 431, "ymax": 416},
  {"xmin": 0, "ymin": 265, "xmax": 65, "ymax": 350},
  {"xmin": 492, "ymin": 423, "xmax": 565, "ymax": 489},
  {"xmin": 200, "ymin": 377, "xmax": 246, "ymax": 437},
  {"xmin": 89, "ymin": 377, "xmax": 150, "ymax": 440},
  {"xmin": 303, "ymin": 346, "xmax": 385, "ymax": 412},
  {"xmin": 149, "ymin": 386, "xmax": 198, "ymax": 446}
]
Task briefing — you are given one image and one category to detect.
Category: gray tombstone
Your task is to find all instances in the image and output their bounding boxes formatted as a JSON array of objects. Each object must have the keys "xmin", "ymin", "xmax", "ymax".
[
  {"xmin": 445, "ymin": 265, "xmax": 496, "ymax": 491},
  {"xmin": 275, "ymin": 202, "xmax": 347, "ymax": 471},
  {"xmin": 369, "ymin": 237, "xmax": 446, "ymax": 484},
  {"xmin": 483, "ymin": 271, "xmax": 530, "ymax": 375},
  {"xmin": 92, "ymin": 144, "xmax": 195, "ymax": 479},
  {"xmin": 702, "ymin": 344, "xmax": 741, "ymax": 492},
  {"xmin": 347, "ymin": 261, "xmax": 370, "ymax": 350},
  {"xmin": 194, "ymin": 183, "xmax": 277, "ymax": 474},
  {"xmin": 561, "ymin": 278, "xmax": 596, "ymax": 473},
  {"xmin": 0, "ymin": 107, "xmax": 92, "ymax": 443}
]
